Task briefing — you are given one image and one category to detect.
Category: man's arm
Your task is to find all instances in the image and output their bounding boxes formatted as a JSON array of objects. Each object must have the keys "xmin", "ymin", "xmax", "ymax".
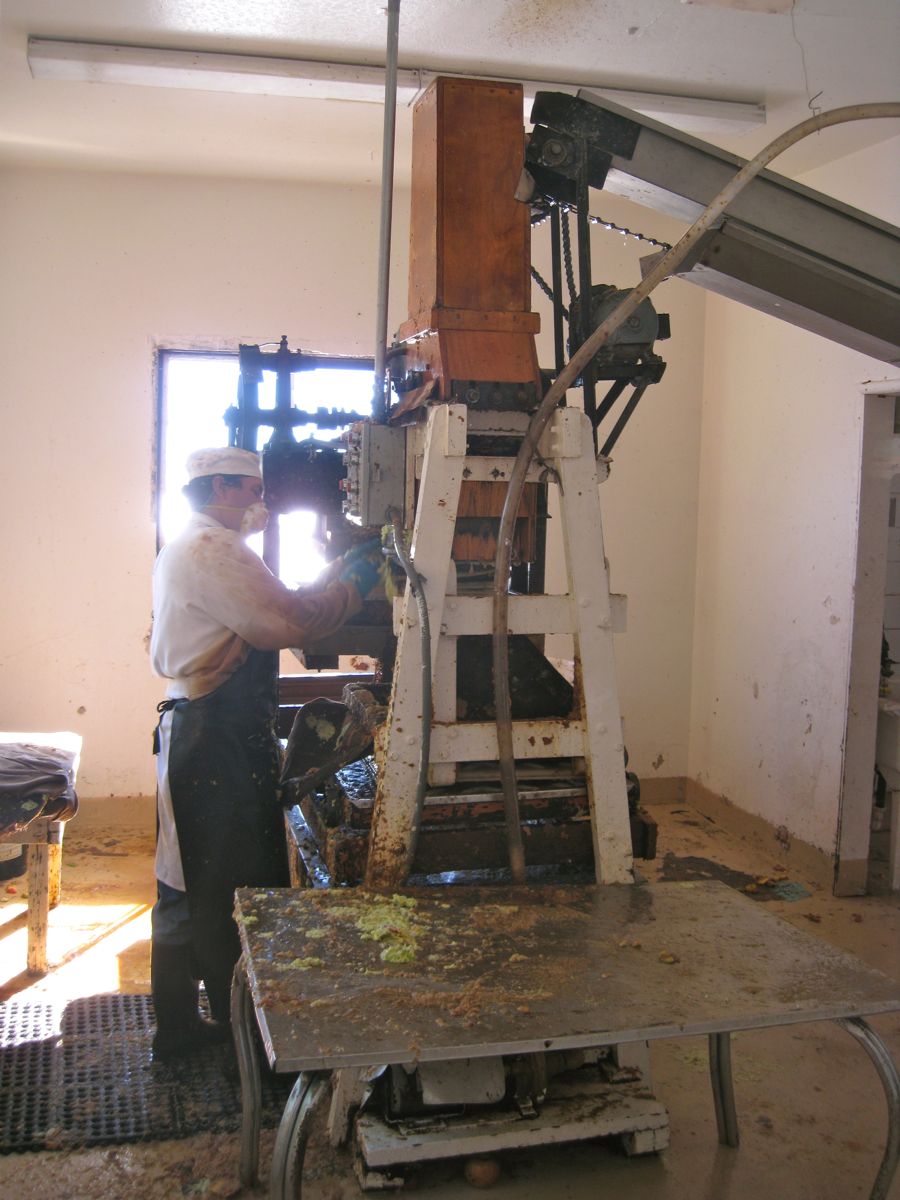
[{"xmin": 190, "ymin": 534, "xmax": 363, "ymax": 651}]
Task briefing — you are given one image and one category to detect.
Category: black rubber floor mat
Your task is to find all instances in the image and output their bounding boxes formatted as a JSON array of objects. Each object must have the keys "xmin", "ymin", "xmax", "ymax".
[{"xmin": 0, "ymin": 994, "xmax": 294, "ymax": 1152}]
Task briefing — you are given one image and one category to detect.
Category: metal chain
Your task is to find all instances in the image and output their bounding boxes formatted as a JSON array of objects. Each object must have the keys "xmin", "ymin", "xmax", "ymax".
[
  {"xmin": 533, "ymin": 201, "xmax": 672, "ymax": 253},
  {"xmin": 530, "ymin": 266, "xmax": 568, "ymax": 316},
  {"xmin": 531, "ymin": 202, "xmax": 671, "ymax": 315},
  {"xmin": 560, "ymin": 210, "xmax": 577, "ymax": 306},
  {"xmin": 586, "ymin": 210, "xmax": 672, "ymax": 251}
]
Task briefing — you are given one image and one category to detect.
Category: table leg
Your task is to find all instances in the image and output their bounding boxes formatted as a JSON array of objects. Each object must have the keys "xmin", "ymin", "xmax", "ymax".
[
  {"xmin": 232, "ymin": 956, "xmax": 263, "ymax": 1188},
  {"xmin": 26, "ymin": 843, "xmax": 51, "ymax": 976},
  {"xmin": 269, "ymin": 1071, "xmax": 330, "ymax": 1200},
  {"xmin": 837, "ymin": 1017, "xmax": 900, "ymax": 1200},
  {"xmin": 48, "ymin": 843, "xmax": 62, "ymax": 909},
  {"xmin": 708, "ymin": 1031, "xmax": 739, "ymax": 1148}
]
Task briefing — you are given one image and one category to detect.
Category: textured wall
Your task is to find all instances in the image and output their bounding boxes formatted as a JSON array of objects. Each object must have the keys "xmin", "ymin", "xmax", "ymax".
[
  {"xmin": 0, "ymin": 168, "xmax": 405, "ymax": 797},
  {"xmin": 687, "ymin": 133, "xmax": 900, "ymax": 854}
]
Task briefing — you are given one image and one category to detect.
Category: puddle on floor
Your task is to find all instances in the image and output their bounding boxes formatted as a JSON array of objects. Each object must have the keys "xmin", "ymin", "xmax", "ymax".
[{"xmin": 657, "ymin": 853, "xmax": 810, "ymax": 901}]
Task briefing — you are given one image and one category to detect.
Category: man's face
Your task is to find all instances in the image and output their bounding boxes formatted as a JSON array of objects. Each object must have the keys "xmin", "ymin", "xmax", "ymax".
[
  {"xmin": 208, "ymin": 475, "xmax": 264, "ymax": 531},
  {"xmin": 227, "ymin": 476, "xmax": 264, "ymax": 509}
]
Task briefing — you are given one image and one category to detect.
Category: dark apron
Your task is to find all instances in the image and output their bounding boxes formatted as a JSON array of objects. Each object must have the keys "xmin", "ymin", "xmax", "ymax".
[{"xmin": 165, "ymin": 649, "xmax": 290, "ymax": 987}]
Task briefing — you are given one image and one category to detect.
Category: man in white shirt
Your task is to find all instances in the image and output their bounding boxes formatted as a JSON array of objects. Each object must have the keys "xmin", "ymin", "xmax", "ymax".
[{"xmin": 150, "ymin": 446, "xmax": 381, "ymax": 1060}]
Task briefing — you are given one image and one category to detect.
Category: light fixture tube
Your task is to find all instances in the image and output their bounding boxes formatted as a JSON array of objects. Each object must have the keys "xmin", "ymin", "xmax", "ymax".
[{"xmin": 27, "ymin": 38, "xmax": 766, "ymax": 134}]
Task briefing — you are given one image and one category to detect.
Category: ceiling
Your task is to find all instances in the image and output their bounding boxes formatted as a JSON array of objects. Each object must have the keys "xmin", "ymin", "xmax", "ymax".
[{"xmin": 1, "ymin": 0, "xmax": 898, "ymax": 186}]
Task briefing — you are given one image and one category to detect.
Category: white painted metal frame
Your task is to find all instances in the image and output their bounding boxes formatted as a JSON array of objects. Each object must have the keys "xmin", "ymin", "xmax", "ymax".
[
  {"xmin": 366, "ymin": 404, "xmax": 467, "ymax": 884},
  {"xmin": 366, "ymin": 403, "xmax": 634, "ymax": 887},
  {"xmin": 548, "ymin": 407, "xmax": 634, "ymax": 884}
]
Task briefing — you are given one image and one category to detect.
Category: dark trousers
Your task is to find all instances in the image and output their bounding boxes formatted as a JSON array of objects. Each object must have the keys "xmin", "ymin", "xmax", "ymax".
[
  {"xmin": 151, "ymin": 880, "xmax": 233, "ymax": 1023},
  {"xmin": 151, "ymin": 879, "xmax": 191, "ymax": 946}
]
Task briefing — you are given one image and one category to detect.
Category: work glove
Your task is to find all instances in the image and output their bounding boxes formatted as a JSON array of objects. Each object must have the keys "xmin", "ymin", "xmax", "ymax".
[
  {"xmin": 339, "ymin": 548, "xmax": 382, "ymax": 599},
  {"xmin": 342, "ymin": 536, "xmax": 383, "ymax": 565}
]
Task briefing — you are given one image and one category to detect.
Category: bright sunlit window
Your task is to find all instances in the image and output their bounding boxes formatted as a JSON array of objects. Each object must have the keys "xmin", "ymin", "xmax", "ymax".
[{"xmin": 157, "ymin": 350, "xmax": 372, "ymax": 586}]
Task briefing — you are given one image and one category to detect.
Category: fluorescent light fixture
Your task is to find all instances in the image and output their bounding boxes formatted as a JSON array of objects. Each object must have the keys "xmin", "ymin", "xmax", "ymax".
[
  {"xmin": 682, "ymin": 0, "xmax": 792, "ymax": 11},
  {"xmin": 27, "ymin": 38, "xmax": 428, "ymax": 104},
  {"xmin": 27, "ymin": 38, "xmax": 766, "ymax": 134}
]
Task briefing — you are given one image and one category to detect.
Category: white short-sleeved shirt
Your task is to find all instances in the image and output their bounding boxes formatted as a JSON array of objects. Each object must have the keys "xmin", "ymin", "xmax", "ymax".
[{"xmin": 151, "ymin": 512, "xmax": 357, "ymax": 701}]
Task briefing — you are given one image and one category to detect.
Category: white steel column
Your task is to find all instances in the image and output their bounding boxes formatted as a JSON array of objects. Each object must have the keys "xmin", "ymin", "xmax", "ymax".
[{"xmin": 366, "ymin": 404, "xmax": 468, "ymax": 888}]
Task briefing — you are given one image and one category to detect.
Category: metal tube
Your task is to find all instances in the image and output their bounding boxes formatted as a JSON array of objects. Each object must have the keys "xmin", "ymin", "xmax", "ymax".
[
  {"xmin": 593, "ymin": 378, "xmax": 630, "ymax": 429},
  {"xmin": 708, "ymin": 1031, "xmax": 740, "ymax": 1148},
  {"xmin": 576, "ymin": 140, "xmax": 597, "ymax": 432},
  {"xmin": 550, "ymin": 205, "xmax": 565, "ymax": 373},
  {"xmin": 372, "ymin": 0, "xmax": 401, "ymax": 424},
  {"xmin": 599, "ymin": 379, "xmax": 650, "ymax": 458},
  {"xmin": 269, "ymin": 1071, "xmax": 330, "ymax": 1200},
  {"xmin": 837, "ymin": 1017, "xmax": 900, "ymax": 1200},
  {"xmin": 491, "ymin": 102, "xmax": 900, "ymax": 878},
  {"xmin": 232, "ymin": 957, "xmax": 263, "ymax": 1188}
]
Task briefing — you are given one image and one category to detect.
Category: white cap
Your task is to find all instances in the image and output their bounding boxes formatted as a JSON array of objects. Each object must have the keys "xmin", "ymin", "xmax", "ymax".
[{"xmin": 185, "ymin": 447, "xmax": 262, "ymax": 481}]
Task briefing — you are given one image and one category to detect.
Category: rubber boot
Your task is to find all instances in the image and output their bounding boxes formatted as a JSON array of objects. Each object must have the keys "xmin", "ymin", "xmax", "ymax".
[
  {"xmin": 201, "ymin": 962, "xmax": 236, "ymax": 1026},
  {"xmin": 151, "ymin": 940, "xmax": 231, "ymax": 1062}
]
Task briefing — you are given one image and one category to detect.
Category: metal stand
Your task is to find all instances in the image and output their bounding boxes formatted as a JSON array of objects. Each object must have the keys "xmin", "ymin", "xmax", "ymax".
[
  {"xmin": 269, "ymin": 1072, "xmax": 329, "ymax": 1200},
  {"xmin": 708, "ymin": 1031, "xmax": 739, "ymax": 1148},
  {"xmin": 232, "ymin": 957, "xmax": 263, "ymax": 1189},
  {"xmin": 837, "ymin": 1017, "xmax": 900, "ymax": 1200},
  {"xmin": 706, "ymin": 1018, "xmax": 900, "ymax": 1200}
]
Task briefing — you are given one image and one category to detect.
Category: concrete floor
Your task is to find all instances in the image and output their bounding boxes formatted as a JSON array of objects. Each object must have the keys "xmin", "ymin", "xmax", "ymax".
[{"xmin": 0, "ymin": 797, "xmax": 898, "ymax": 1199}]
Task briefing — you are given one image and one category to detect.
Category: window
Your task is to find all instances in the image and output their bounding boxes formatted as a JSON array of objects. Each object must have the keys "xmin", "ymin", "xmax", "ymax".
[{"xmin": 156, "ymin": 348, "xmax": 373, "ymax": 585}]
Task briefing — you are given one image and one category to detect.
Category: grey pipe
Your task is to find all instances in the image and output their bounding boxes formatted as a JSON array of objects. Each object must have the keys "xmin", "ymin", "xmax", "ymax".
[
  {"xmin": 372, "ymin": 0, "xmax": 401, "ymax": 424},
  {"xmin": 492, "ymin": 101, "xmax": 900, "ymax": 884},
  {"xmin": 837, "ymin": 1016, "xmax": 900, "ymax": 1199}
]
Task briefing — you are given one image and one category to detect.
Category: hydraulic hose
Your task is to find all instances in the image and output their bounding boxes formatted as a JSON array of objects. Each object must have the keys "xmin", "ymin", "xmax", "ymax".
[
  {"xmin": 387, "ymin": 510, "xmax": 433, "ymax": 880},
  {"xmin": 492, "ymin": 102, "xmax": 900, "ymax": 883}
]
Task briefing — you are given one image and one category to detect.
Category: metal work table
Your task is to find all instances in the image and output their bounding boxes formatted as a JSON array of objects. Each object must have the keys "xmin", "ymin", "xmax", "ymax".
[{"xmin": 231, "ymin": 879, "xmax": 900, "ymax": 1199}]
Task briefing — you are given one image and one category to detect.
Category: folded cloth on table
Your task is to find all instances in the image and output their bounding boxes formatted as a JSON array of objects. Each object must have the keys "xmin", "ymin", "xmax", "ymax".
[{"xmin": 0, "ymin": 742, "xmax": 79, "ymax": 838}]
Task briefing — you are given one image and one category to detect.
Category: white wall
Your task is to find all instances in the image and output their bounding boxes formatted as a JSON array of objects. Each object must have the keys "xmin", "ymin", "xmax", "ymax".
[
  {"xmin": 688, "ymin": 134, "xmax": 900, "ymax": 855},
  {"xmin": 0, "ymin": 168, "xmax": 707, "ymax": 803},
  {"xmin": 0, "ymin": 167, "xmax": 408, "ymax": 799}
]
